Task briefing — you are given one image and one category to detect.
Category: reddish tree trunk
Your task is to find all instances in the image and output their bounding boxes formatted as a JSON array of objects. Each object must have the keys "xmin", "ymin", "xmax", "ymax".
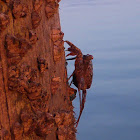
[{"xmin": 0, "ymin": 0, "xmax": 76, "ymax": 139}]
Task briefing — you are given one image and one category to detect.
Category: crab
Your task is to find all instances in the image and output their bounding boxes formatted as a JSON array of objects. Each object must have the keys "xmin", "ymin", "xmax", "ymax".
[{"xmin": 65, "ymin": 40, "xmax": 93, "ymax": 127}]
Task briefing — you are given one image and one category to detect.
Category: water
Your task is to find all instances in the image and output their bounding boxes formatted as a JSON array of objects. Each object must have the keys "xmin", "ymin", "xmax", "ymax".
[{"xmin": 60, "ymin": 0, "xmax": 140, "ymax": 140}]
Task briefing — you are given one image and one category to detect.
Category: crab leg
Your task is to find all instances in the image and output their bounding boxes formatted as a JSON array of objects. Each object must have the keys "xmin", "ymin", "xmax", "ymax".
[
  {"xmin": 78, "ymin": 88, "xmax": 82, "ymax": 111},
  {"xmin": 69, "ymin": 79, "xmax": 73, "ymax": 86},
  {"xmin": 68, "ymin": 70, "xmax": 75, "ymax": 81},
  {"xmin": 65, "ymin": 40, "xmax": 82, "ymax": 55},
  {"xmin": 76, "ymin": 90, "xmax": 87, "ymax": 127},
  {"xmin": 65, "ymin": 40, "xmax": 77, "ymax": 48},
  {"xmin": 66, "ymin": 56, "xmax": 76, "ymax": 61}
]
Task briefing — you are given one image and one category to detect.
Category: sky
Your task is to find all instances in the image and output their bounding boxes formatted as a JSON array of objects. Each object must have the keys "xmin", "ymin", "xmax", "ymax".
[{"xmin": 60, "ymin": 0, "xmax": 140, "ymax": 140}]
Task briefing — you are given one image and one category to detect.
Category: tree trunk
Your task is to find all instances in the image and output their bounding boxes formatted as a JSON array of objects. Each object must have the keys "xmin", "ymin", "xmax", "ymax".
[{"xmin": 0, "ymin": 0, "xmax": 76, "ymax": 139}]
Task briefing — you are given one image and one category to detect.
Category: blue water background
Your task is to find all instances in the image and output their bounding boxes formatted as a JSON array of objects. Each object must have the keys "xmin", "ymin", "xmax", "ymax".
[{"xmin": 60, "ymin": 0, "xmax": 140, "ymax": 140}]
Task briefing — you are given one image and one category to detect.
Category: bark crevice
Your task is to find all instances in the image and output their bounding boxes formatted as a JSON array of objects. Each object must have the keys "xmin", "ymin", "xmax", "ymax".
[{"xmin": 0, "ymin": 37, "xmax": 11, "ymax": 138}]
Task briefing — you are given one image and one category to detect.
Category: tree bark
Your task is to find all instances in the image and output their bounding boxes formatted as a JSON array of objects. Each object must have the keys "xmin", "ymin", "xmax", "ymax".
[{"xmin": 0, "ymin": 0, "xmax": 76, "ymax": 139}]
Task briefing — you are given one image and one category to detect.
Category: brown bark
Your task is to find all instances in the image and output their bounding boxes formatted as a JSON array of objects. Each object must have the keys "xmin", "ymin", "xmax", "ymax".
[{"xmin": 0, "ymin": 0, "xmax": 76, "ymax": 139}]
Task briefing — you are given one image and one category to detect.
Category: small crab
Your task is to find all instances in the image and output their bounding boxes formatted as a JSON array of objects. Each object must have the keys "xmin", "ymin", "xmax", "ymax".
[{"xmin": 65, "ymin": 40, "xmax": 93, "ymax": 127}]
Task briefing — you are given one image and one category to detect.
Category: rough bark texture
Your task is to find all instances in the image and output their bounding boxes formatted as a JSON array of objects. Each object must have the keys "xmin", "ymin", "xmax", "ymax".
[{"xmin": 0, "ymin": 0, "xmax": 76, "ymax": 139}]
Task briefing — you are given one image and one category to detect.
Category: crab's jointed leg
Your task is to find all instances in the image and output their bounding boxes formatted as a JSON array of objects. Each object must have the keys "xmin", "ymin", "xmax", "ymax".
[
  {"xmin": 66, "ymin": 56, "xmax": 76, "ymax": 61},
  {"xmin": 68, "ymin": 70, "xmax": 75, "ymax": 81},
  {"xmin": 78, "ymin": 88, "xmax": 82, "ymax": 111},
  {"xmin": 76, "ymin": 90, "xmax": 87, "ymax": 127},
  {"xmin": 65, "ymin": 40, "xmax": 77, "ymax": 48}
]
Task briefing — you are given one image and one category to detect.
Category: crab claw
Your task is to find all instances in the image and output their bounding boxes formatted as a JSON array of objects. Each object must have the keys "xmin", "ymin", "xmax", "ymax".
[
  {"xmin": 65, "ymin": 41, "xmax": 82, "ymax": 58},
  {"xmin": 66, "ymin": 46, "xmax": 78, "ymax": 57},
  {"xmin": 65, "ymin": 40, "xmax": 77, "ymax": 50},
  {"xmin": 66, "ymin": 52, "xmax": 75, "ymax": 57}
]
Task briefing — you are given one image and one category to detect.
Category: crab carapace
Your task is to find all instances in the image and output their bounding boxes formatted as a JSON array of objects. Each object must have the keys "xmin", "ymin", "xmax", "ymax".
[{"xmin": 65, "ymin": 40, "xmax": 93, "ymax": 127}]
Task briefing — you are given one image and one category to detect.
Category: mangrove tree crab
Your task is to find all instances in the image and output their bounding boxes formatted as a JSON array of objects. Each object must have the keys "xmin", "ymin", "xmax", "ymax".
[{"xmin": 65, "ymin": 40, "xmax": 93, "ymax": 127}]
